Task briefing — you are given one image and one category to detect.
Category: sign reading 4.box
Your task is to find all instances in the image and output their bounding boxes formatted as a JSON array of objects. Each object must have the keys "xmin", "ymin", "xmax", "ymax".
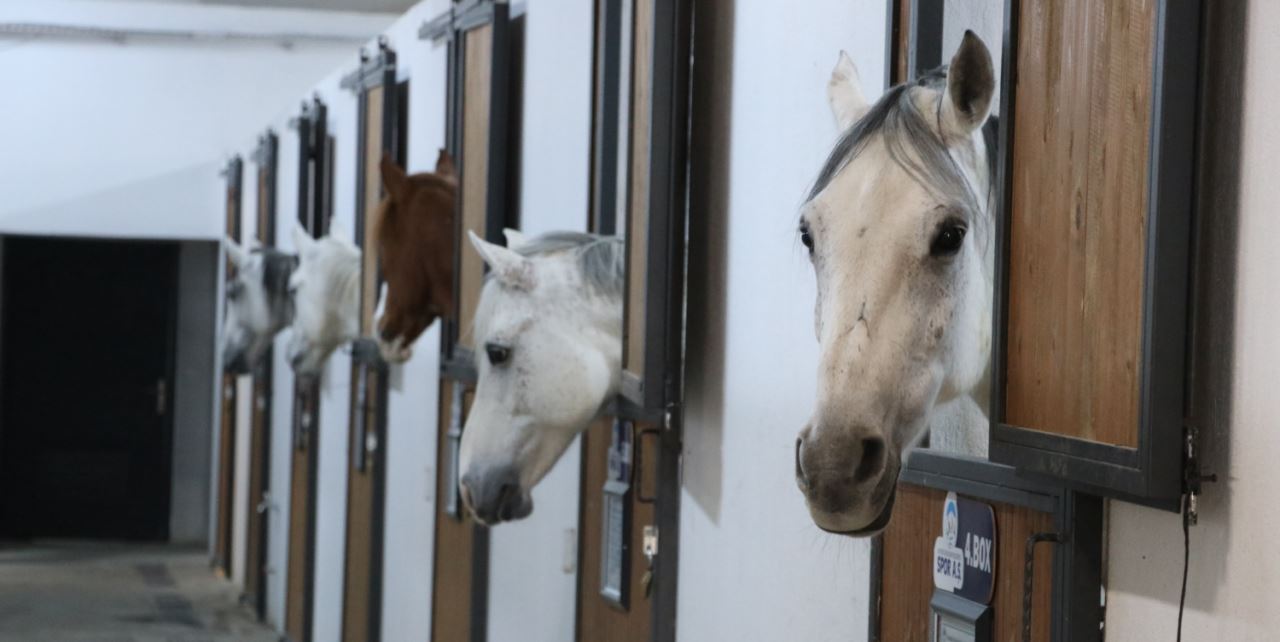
[{"xmin": 932, "ymin": 492, "xmax": 997, "ymax": 605}]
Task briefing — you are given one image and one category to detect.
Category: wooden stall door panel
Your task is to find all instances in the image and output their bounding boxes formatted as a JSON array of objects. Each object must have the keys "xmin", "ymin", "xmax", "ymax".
[
  {"xmin": 577, "ymin": 417, "xmax": 653, "ymax": 642},
  {"xmin": 458, "ymin": 23, "xmax": 494, "ymax": 351},
  {"xmin": 432, "ymin": 380, "xmax": 479, "ymax": 642},
  {"xmin": 285, "ymin": 431, "xmax": 308, "ymax": 639},
  {"xmin": 362, "ymin": 86, "xmax": 385, "ymax": 331},
  {"xmin": 342, "ymin": 417, "xmax": 375, "ymax": 641},
  {"xmin": 245, "ymin": 380, "xmax": 270, "ymax": 607},
  {"xmin": 1003, "ymin": 0, "xmax": 1155, "ymax": 448},
  {"xmin": 215, "ymin": 378, "xmax": 236, "ymax": 575},
  {"xmin": 215, "ymin": 166, "xmax": 241, "ymax": 576},
  {"xmin": 879, "ymin": 485, "xmax": 1053, "ymax": 641},
  {"xmin": 623, "ymin": 0, "xmax": 653, "ymax": 380},
  {"xmin": 285, "ymin": 386, "xmax": 319, "ymax": 641}
]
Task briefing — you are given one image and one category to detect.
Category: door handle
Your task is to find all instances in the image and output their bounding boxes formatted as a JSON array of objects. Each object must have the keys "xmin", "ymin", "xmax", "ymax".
[{"xmin": 154, "ymin": 379, "xmax": 168, "ymax": 416}]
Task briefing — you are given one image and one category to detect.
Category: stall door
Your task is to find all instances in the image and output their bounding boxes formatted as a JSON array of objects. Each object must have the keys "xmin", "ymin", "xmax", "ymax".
[
  {"xmin": 214, "ymin": 156, "xmax": 243, "ymax": 576},
  {"xmin": 421, "ymin": 2, "xmax": 516, "ymax": 639},
  {"xmin": 577, "ymin": 0, "xmax": 692, "ymax": 639},
  {"xmin": 244, "ymin": 131, "xmax": 279, "ymax": 620},
  {"xmin": 285, "ymin": 98, "xmax": 331, "ymax": 642},
  {"xmin": 988, "ymin": 0, "xmax": 1201, "ymax": 510},
  {"xmin": 339, "ymin": 42, "xmax": 405, "ymax": 642},
  {"xmin": 864, "ymin": 0, "xmax": 1197, "ymax": 637}
]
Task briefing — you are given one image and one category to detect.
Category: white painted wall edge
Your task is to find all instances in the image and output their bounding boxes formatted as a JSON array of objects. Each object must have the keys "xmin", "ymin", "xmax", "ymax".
[
  {"xmin": 0, "ymin": 0, "xmax": 398, "ymax": 42},
  {"xmin": 0, "ymin": 161, "xmax": 224, "ymax": 240}
]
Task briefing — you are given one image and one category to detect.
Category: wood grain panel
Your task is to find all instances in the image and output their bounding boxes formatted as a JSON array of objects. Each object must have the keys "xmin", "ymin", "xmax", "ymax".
[
  {"xmin": 1003, "ymin": 0, "xmax": 1155, "ymax": 448},
  {"xmin": 362, "ymin": 86, "xmax": 385, "ymax": 335},
  {"xmin": 577, "ymin": 417, "xmax": 654, "ymax": 642},
  {"xmin": 459, "ymin": 24, "xmax": 494, "ymax": 351},
  {"xmin": 623, "ymin": 0, "xmax": 652, "ymax": 380},
  {"xmin": 342, "ymin": 409, "xmax": 373, "ymax": 641},
  {"xmin": 432, "ymin": 380, "xmax": 481, "ymax": 642},
  {"xmin": 214, "ymin": 174, "xmax": 239, "ymax": 577},
  {"xmin": 895, "ymin": 0, "xmax": 910, "ymax": 85},
  {"xmin": 245, "ymin": 361, "xmax": 269, "ymax": 611},
  {"xmin": 342, "ymin": 82, "xmax": 390, "ymax": 642},
  {"xmin": 244, "ymin": 165, "xmax": 274, "ymax": 616},
  {"xmin": 879, "ymin": 484, "xmax": 1053, "ymax": 641},
  {"xmin": 214, "ymin": 377, "xmax": 236, "ymax": 576},
  {"xmin": 285, "ymin": 382, "xmax": 319, "ymax": 641}
]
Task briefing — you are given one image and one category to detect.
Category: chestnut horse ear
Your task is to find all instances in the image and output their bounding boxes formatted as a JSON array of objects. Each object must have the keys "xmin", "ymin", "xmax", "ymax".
[
  {"xmin": 468, "ymin": 230, "xmax": 534, "ymax": 290},
  {"xmin": 225, "ymin": 237, "xmax": 248, "ymax": 267},
  {"xmin": 435, "ymin": 149, "xmax": 456, "ymax": 178},
  {"xmin": 380, "ymin": 154, "xmax": 409, "ymax": 200}
]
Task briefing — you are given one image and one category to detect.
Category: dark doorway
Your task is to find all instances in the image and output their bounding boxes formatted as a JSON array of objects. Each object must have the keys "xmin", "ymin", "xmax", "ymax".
[{"xmin": 0, "ymin": 236, "xmax": 178, "ymax": 541}]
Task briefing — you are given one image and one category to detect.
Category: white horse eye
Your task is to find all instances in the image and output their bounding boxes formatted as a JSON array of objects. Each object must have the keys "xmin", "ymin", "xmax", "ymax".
[
  {"xmin": 485, "ymin": 343, "xmax": 511, "ymax": 366},
  {"xmin": 799, "ymin": 223, "xmax": 815, "ymax": 253},
  {"xmin": 930, "ymin": 221, "xmax": 967, "ymax": 257}
]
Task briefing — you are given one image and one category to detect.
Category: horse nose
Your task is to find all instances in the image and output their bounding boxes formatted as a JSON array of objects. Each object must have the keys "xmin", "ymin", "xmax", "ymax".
[
  {"xmin": 460, "ymin": 466, "xmax": 524, "ymax": 524},
  {"xmin": 796, "ymin": 427, "xmax": 887, "ymax": 515}
]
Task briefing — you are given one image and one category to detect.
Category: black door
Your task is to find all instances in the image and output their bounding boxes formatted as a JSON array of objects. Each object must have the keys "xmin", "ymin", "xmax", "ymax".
[{"xmin": 0, "ymin": 237, "xmax": 178, "ymax": 541}]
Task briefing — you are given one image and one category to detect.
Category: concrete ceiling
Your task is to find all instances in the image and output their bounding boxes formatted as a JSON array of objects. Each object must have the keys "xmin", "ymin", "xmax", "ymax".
[{"xmin": 80, "ymin": 0, "xmax": 418, "ymax": 14}]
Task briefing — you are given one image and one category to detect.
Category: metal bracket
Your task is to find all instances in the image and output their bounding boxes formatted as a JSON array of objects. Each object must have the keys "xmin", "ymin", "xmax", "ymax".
[
  {"xmin": 1182, "ymin": 423, "xmax": 1218, "ymax": 525},
  {"xmin": 1022, "ymin": 531, "xmax": 1061, "ymax": 642}
]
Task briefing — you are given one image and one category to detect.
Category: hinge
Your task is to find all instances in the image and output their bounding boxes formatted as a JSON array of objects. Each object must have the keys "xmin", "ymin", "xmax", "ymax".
[{"xmin": 1182, "ymin": 422, "xmax": 1218, "ymax": 525}]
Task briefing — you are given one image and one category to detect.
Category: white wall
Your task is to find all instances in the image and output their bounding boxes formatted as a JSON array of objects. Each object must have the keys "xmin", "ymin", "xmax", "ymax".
[
  {"xmin": 171, "ymin": 240, "xmax": 219, "ymax": 544},
  {"xmin": 483, "ymin": 2, "xmax": 593, "ymax": 641},
  {"xmin": 1106, "ymin": 1, "xmax": 1279, "ymax": 638},
  {"xmin": 677, "ymin": 2, "xmax": 885, "ymax": 641},
  {"xmin": 375, "ymin": 3, "xmax": 449, "ymax": 640},
  {"xmin": 0, "ymin": 0, "xmax": 395, "ymax": 225},
  {"xmin": 229, "ymin": 0, "xmax": 452, "ymax": 636}
]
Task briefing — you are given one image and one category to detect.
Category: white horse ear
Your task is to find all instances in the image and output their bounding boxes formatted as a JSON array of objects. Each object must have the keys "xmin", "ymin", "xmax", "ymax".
[
  {"xmin": 829, "ymin": 50, "xmax": 870, "ymax": 132},
  {"xmin": 225, "ymin": 237, "xmax": 248, "ymax": 267},
  {"xmin": 468, "ymin": 230, "xmax": 534, "ymax": 290},
  {"xmin": 938, "ymin": 31, "xmax": 995, "ymax": 142},
  {"xmin": 292, "ymin": 221, "xmax": 314, "ymax": 255},
  {"xmin": 502, "ymin": 228, "xmax": 527, "ymax": 251}
]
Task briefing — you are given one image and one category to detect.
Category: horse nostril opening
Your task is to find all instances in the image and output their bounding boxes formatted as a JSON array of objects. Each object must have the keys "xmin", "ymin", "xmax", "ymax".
[
  {"xmin": 853, "ymin": 437, "xmax": 886, "ymax": 483},
  {"xmin": 496, "ymin": 482, "xmax": 519, "ymax": 522},
  {"xmin": 795, "ymin": 437, "xmax": 810, "ymax": 488},
  {"xmin": 379, "ymin": 325, "xmax": 397, "ymax": 343}
]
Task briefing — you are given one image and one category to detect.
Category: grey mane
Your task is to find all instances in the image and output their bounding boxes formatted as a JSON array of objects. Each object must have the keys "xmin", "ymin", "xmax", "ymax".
[
  {"xmin": 513, "ymin": 231, "xmax": 625, "ymax": 299},
  {"xmin": 807, "ymin": 66, "xmax": 996, "ymax": 217},
  {"xmin": 258, "ymin": 248, "xmax": 298, "ymax": 322}
]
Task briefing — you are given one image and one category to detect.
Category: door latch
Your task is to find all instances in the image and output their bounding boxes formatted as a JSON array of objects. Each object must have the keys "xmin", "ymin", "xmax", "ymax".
[{"xmin": 155, "ymin": 379, "xmax": 168, "ymax": 416}]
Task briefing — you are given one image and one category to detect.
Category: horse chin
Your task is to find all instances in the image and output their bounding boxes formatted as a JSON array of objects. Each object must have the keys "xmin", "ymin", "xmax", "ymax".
[
  {"xmin": 377, "ymin": 336, "xmax": 413, "ymax": 364},
  {"xmin": 806, "ymin": 469, "xmax": 900, "ymax": 537}
]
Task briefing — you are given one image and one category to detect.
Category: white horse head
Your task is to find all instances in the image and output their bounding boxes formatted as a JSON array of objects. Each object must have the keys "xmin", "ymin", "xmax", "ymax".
[
  {"xmin": 286, "ymin": 221, "xmax": 361, "ymax": 380},
  {"xmin": 795, "ymin": 32, "xmax": 996, "ymax": 535},
  {"xmin": 222, "ymin": 238, "xmax": 297, "ymax": 374},
  {"xmin": 458, "ymin": 230, "xmax": 624, "ymax": 524}
]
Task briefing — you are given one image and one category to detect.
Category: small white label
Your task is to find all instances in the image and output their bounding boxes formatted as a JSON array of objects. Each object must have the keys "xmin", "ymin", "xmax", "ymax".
[{"xmin": 933, "ymin": 537, "xmax": 965, "ymax": 592}]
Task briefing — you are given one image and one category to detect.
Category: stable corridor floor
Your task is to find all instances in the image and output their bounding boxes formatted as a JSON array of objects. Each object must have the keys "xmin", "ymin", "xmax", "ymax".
[{"xmin": 0, "ymin": 542, "xmax": 277, "ymax": 642}]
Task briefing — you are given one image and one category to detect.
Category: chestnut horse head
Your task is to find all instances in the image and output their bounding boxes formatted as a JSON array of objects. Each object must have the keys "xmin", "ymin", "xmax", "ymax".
[{"xmin": 374, "ymin": 150, "xmax": 457, "ymax": 363}]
